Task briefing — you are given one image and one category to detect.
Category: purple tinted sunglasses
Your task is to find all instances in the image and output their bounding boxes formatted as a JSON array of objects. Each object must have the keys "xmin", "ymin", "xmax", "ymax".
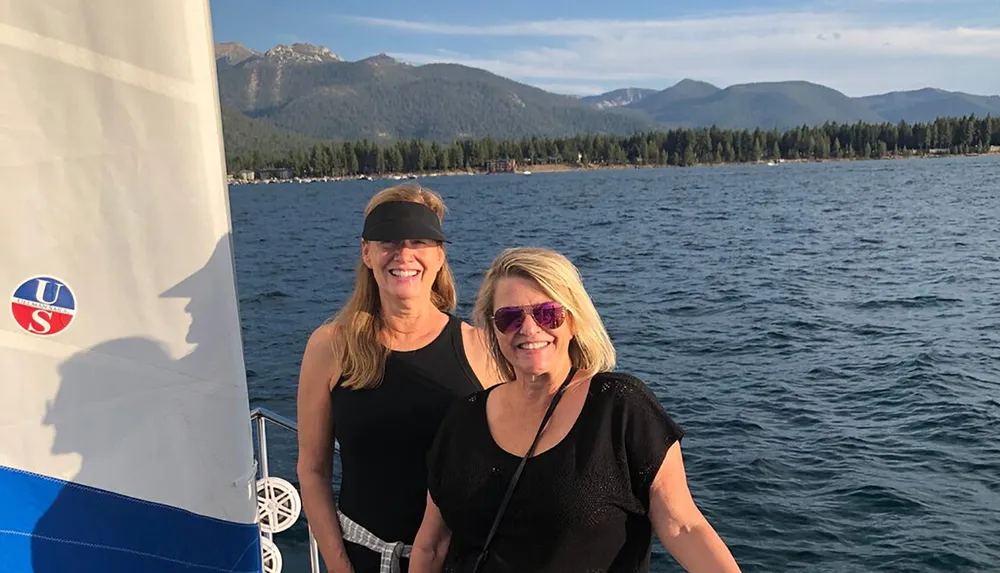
[{"xmin": 492, "ymin": 301, "xmax": 566, "ymax": 334}]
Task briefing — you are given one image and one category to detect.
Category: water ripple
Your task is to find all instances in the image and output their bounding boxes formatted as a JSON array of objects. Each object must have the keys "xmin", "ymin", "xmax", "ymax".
[{"xmin": 230, "ymin": 155, "xmax": 1000, "ymax": 572}]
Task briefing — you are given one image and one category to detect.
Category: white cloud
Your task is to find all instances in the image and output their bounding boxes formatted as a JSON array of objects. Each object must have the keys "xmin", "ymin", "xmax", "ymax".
[
  {"xmin": 862, "ymin": 0, "xmax": 986, "ymax": 4},
  {"xmin": 344, "ymin": 10, "xmax": 1000, "ymax": 96}
]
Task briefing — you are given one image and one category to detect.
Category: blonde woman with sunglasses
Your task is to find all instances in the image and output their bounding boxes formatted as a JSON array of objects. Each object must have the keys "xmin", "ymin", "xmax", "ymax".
[{"xmin": 409, "ymin": 247, "xmax": 740, "ymax": 573}]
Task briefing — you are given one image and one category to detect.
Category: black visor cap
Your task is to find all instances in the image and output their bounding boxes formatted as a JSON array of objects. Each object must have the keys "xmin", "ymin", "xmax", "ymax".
[{"xmin": 361, "ymin": 201, "xmax": 449, "ymax": 243}]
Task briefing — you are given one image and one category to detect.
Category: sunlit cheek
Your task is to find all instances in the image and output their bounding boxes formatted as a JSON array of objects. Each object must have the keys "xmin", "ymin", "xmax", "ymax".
[
  {"xmin": 424, "ymin": 261, "xmax": 443, "ymax": 281},
  {"xmin": 501, "ymin": 339, "xmax": 519, "ymax": 362}
]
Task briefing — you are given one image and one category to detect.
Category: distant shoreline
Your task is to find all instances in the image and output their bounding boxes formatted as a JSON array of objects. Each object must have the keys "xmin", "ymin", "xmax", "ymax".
[{"xmin": 228, "ymin": 149, "xmax": 999, "ymax": 187}]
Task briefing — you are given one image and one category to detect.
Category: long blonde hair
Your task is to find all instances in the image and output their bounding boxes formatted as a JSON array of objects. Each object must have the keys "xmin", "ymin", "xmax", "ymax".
[
  {"xmin": 332, "ymin": 184, "xmax": 457, "ymax": 389},
  {"xmin": 473, "ymin": 247, "xmax": 616, "ymax": 382}
]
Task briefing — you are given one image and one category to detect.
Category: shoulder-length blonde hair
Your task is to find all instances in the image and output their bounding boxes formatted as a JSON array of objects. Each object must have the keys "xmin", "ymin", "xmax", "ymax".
[
  {"xmin": 473, "ymin": 247, "xmax": 616, "ymax": 381},
  {"xmin": 331, "ymin": 184, "xmax": 457, "ymax": 390}
]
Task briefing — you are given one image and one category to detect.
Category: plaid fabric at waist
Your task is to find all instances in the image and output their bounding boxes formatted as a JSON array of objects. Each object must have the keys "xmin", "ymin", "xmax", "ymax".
[{"xmin": 337, "ymin": 511, "xmax": 413, "ymax": 573}]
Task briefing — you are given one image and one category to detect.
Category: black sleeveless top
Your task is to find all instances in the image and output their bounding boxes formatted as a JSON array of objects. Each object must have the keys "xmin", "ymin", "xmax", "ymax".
[
  {"xmin": 427, "ymin": 372, "xmax": 685, "ymax": 573},
  {"xmin": 331, "ymin": 313, "xmax": 482, "ymax": 573}
]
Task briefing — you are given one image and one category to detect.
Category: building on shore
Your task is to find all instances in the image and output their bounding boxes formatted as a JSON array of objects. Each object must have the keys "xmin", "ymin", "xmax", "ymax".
[
  {"xmin": 257, "ymin": 167, "xmax": 294, "ymax": 180},
  {"xmin": 485, "ymin": 158, "xmax": 517, "ymax": 173}
]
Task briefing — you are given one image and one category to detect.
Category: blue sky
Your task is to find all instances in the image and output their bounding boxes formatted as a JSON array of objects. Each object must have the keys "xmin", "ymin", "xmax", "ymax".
[{"xmin": 209, "ymin": 0, "xmax": 1000, "ymax": 97}]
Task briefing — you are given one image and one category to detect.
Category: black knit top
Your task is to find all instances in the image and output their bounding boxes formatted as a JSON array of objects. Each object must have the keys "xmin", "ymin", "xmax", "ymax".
[{"xmin": 427, "ymin": 372, "xmax": 685, "ymax": 573}]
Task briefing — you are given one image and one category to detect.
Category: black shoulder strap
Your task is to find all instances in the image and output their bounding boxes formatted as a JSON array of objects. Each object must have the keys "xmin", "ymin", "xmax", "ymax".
[
  {"xmin": 445, "ymin": 313, "xmax": 484, "ymax": 393},
  {"xmin": 471, "ymin": 367, "xmax": 578, "ymax": 573}
]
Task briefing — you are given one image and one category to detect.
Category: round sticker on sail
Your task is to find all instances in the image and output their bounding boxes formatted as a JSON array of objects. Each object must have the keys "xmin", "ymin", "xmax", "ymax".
[{"xmin": 11, "ymin": 276, "xmax": 77, "ymax": 336}]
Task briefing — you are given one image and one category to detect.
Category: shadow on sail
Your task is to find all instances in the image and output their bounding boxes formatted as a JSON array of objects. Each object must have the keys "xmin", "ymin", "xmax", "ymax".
[{"xmin": 28, "ymin": 235, "xmax": 261, "ymax": 572}]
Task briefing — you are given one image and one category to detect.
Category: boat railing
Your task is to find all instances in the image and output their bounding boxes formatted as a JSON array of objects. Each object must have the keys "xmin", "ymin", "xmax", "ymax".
[{"xmin": 250, "ymin": 406, "xmax": 324, "ymax": 573}]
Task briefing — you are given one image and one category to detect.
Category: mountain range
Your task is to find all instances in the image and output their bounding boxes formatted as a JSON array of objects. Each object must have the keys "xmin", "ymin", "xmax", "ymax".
[{"xmin": 215, "ymin": 42, "xmax": 1000, "ymax": 152}]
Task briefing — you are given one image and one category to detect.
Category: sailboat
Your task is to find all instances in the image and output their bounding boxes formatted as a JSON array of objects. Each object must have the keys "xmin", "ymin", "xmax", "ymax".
[{"xmin": 1, "ymin": 1, "xmax": 270, "ymax": 570}]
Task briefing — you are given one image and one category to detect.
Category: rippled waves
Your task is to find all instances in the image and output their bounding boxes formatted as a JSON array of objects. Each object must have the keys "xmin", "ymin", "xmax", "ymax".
[{"xmin": 232, "ymin": 155, "xmax": 1000, "ymax": 572}]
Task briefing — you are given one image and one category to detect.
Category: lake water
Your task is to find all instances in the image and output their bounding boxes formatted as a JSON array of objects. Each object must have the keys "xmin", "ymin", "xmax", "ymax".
[{"xmin": 231, "ymin": 155, "xmax": 1000, "ymax": 572}]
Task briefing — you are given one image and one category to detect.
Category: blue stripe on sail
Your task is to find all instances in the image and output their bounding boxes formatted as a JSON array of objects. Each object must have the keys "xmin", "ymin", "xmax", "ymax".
[{"xmin": 0, "ymin": 464, "xmax": 262, "ymax": 572}]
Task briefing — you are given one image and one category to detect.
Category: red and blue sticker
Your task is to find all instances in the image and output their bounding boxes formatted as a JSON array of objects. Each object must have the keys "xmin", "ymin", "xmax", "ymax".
[{"xmin": 11, "ymin": 276, "xmax": 76, "ymax": 336}]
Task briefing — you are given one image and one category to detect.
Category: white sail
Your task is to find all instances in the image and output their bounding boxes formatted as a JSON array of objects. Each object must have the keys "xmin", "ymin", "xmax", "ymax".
[{"xmin": 0, "ymin": 1, "xmax": 261, "ymax": 571}]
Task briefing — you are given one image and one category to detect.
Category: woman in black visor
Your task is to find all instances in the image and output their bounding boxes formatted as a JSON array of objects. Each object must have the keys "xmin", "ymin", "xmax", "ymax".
[{"xmin": 296, "ymin": 184, "xmax": 499, "ymax": 573}]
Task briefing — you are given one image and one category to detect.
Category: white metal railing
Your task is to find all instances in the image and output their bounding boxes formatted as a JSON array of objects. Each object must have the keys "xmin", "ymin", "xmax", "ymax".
[{"xmin": 250, "ymin": 407, "xmax": 323, "ymax": 573}]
